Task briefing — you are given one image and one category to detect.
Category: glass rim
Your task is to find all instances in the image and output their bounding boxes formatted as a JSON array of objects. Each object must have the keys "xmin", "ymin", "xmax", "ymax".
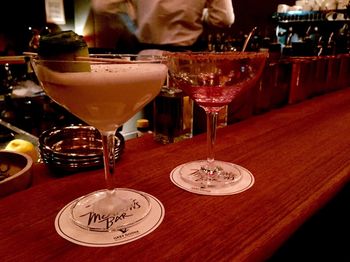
[
  {"xmin": 164, "ymin": 51, "xmax": 269, "ymax": 60},
  {"xmin": 30, "ymin": 53, "xmax": 166, "ymax": 64}
]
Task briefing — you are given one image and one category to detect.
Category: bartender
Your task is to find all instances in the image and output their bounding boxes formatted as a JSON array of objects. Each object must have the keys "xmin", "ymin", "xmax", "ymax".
[
  {"xmin": 92, "ymin": 0, "xmax": 235, "ymax": 52},
  {"xmin": 135, "ymin": 0, "xmax": 235, "ymax": 51}
]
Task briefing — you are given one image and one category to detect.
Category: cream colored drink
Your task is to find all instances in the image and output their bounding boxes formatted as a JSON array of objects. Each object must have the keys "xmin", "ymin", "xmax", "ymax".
[{"xmin": 36, "ymin": 63, "xmax": 167, "ymax": 132}]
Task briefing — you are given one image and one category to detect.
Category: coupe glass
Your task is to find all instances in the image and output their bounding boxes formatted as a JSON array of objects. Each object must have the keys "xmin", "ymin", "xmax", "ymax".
[
  {"xmin": 31, "ymin": 54, "xmax": 168, "ymax": 231},
  {"xmin": 166, "ymin": 51, "xmax": 268, "ymax": 189}
]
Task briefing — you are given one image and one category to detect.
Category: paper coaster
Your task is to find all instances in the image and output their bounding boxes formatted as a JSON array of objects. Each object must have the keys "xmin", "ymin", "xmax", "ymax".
[
  {"xmin": 170, "ymin": 163, "xmax": 254, "ymax": 196},
  {"xmin": 55, "ymin": 192, "xmax": 164, "ymax": 247}
]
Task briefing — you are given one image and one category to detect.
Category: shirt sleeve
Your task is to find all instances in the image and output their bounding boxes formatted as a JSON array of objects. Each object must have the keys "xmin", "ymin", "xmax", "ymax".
[
  {"xmin": 204, "ymin": 0, "xmax": 235, "ymax": 27},
  {"xmin": 91, "ymin": 0, "xmax": 128, "ymax": 14}
]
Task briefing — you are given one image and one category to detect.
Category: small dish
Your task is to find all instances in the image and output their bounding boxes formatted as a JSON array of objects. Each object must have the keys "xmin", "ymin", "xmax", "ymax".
[
  {"xmin": 0, "ymin": 150, "xmax": 33, "ymax": 197},
  {"xmin": 39, "ymin": 125, "xmax": 124, "ymax": 172}
]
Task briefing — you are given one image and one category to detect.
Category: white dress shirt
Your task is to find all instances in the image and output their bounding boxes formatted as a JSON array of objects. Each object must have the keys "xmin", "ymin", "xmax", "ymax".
[{"xmin": 135, "ymin": 0, "xmax": 235, "ymax": 46}]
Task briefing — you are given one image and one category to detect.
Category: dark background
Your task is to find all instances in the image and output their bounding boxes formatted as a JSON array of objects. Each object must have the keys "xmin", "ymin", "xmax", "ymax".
[
  {"xmin": 0, "ymin": 0, "xmax": 74, "ymax": 54},
  {"xmin": 0, "ymin": 0, "xmax": 296, "ymax": 53},
  {"xmin": 232, "ymin": 0, "xmax": 295, "ymax": 34}
]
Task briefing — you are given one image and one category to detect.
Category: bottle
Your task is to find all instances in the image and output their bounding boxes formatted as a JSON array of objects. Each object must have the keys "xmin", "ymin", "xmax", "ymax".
[
  {"xmin": 0, "ymin": 63, "xmax": 17, "ymax": 126},
  {"xmin": 153, "ymin": 86, "xmax": 193, "ymax": 143},
  {"xmin": 136, "ymin": 119, "xmax": 150, "ymax": 137},
  {"xmin": 23, "ymin": 56, "xmax": 39, "ymax": 84}
]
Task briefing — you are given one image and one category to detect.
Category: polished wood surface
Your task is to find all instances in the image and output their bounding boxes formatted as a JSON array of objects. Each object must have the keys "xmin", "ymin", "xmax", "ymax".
[{"xmin": 1, "ymin": 88, "xmax": 350, "ymax": 261}]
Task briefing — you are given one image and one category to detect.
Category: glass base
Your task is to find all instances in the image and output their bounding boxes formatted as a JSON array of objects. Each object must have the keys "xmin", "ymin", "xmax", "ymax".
[
  {"xmin": 179, "ymin": 160, "xmax": 242, "ymax": 188},
  {"xmin": 70, "ymin": 188, "xmax": 151, "ymax": 232}
]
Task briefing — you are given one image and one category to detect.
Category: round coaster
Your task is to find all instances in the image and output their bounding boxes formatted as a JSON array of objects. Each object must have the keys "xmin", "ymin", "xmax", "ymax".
[
  {"xmin": 170, "ymin": 162, "xmax": 254, "ymax": 196},
  {"xmin": 55, "ymin": 192, "xmax": 164, "ymax": 247}
]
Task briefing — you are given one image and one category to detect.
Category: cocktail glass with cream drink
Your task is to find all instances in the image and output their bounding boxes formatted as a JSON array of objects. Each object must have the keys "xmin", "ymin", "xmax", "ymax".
[{"xmin": 32, "ymin": 54, "xmax": 167, "ymax": 232}]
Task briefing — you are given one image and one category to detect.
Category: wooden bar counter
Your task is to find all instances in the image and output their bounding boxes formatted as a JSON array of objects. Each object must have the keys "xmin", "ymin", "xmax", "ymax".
[{"xmin": 1, "ymin": 88, "xmax": 350, "ymax": 261}]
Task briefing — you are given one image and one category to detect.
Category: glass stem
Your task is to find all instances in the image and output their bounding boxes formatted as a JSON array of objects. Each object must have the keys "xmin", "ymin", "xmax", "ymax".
[
  {"xmin": 101, "ymin": 131, "xmax": 116, "ymax": 191},
  {"xmin": 206, "ymin": 111, "xmax": 218, "ymax": 169}
]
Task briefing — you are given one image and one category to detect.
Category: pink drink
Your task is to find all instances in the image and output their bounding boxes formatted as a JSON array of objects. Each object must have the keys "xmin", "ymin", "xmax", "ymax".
[
  {"xmin": 178, "ymin": 75, "xmax": 261, "ymax": 110},
  {"xmin": 180, "ymin": 84, "xmax": 244, "ymax": 108},
  {"xmin": 169, "ymin": 52, "xmax": 266, "ymax": 111}
]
